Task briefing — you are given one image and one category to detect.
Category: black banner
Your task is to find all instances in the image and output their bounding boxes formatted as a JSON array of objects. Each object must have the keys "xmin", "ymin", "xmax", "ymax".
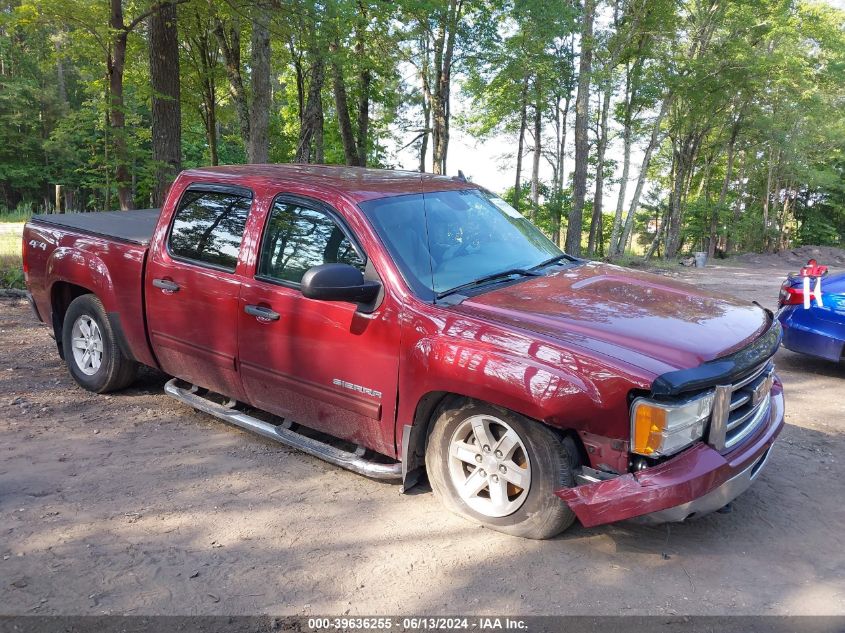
[{"xmin": 0, "ymin": 617, "xmax": 843, "ymax": 633}]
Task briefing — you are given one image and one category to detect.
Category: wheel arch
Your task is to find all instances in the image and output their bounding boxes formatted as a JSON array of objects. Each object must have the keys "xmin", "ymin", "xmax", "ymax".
[
  {"xmin": 400, "ymin": 390, "xmax": 587, "ymax": 491},
  {"xmin": 50, "ymin": 281, "xmax": 96, "ymax": 359},
  {"xmin": 46, "ymin": 245, "xmax": 118, "ymax": 359}
]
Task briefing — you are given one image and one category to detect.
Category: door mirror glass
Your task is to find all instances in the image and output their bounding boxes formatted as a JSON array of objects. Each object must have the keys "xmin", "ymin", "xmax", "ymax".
[{"xmin": 301, "ymin": 263, "xmax": 381, "ymax": 305}]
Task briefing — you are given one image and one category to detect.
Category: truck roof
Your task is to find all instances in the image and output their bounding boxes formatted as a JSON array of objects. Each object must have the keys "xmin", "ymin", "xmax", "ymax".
[{"xmin": 180, "ymin": 164, "xmax": 477, "ymax": 203}]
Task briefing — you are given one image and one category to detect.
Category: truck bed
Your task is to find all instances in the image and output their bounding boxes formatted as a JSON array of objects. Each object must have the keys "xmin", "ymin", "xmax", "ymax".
[{"xmin": 29, "ymin": 208, "xmax": 161, "ymax": 246}]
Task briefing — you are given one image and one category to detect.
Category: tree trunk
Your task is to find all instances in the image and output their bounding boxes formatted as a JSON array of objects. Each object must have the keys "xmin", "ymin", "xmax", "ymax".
[
  {"xmin": 201, "ymin": 47, "xmax": 217, "ymax": 166},
  {"xmin": 762, "ymin": 146, "xmax": 775, "ymax": 252},
  {"xmin": 588, "ymin": 80, "xmax": 611, "ymax": 256},
  {"xmin": 513, "ymin": 79, "xmax": 528, "ymax": 212},
  {"xmin": 149, "ymin": 0, "xmax": 181, "ymax": 206},
  {"xmin": 557, "ymin": 92, "xmax": 571, "ymax": 193},
  {"xmin": 431, "ymin": 0, "xmax": 463, "ymax": 175},
  {"xmin": 529, "ymin": 82, "xmax": 542, "ymax": 221},
  {"xmin": 552, "ymin": 91, "xmax": 571, "ymax": 247},
  {"xmin": 708, "ymin": 118, "xmax": 740, "ymax": 257},
  {"xmin": 617, "ymin": 93, "xmax": 671, "ymax": 256},
  {"xmin": 187, "ymin": 9, "xmax": 219, "ymax": 166},
  {"xmin": 330, "ymin": 42, "xmax": 360, "ymax": 166},
  {"xmin": 644, "ymin": 221, "xmax": 662, "ymax": 260},
  {"xmin": 109, "ymin": 0, "xmax": 132, "ymax": 209},
  {"xmin": 214, "ymin": 17, "xmax": 250, "ymax": 152},
  {"xmin": 665, "ymin": 129, "xmax": 703, "ymax": 259},
  {"xmin": 565, "ymin": 0, "xmax": 594, "ymax": 256},
  {"xmin": 550, "ymin": 94, "xmax": 561, "ymax": 241},
  {"xmin": 248, "ymin": 7, "xmax": 271, "ymax": 164},
  {"xmin": 356, "ymin": 69, "xmax": 371, "ymax": 166},
  {"xmin": 418, "ymin": 32, "xmax": 431, "ymax": 172},
  {"xmin": 778, "ymin": 181, "xmax": 793, "ymax": 250},
  {"xmin": 355, "ymin": 8, "xmax": 370, "ymax": 167},
  {"xmin": 726, "ymin": 149, "xmax": 747, "ymax": 253},
  {"xmin": 609, "ymin": 62, "xmax": 633, "ymax": 257},
  {"xmin": 206, "ymin": 107, "xmax": 218, "ymax": 166},
  {"xmin": 419, "ymin": 101, "xmax": 430, "ymax": 172},
  {"xmin": 771, "ymin": 174, "xmax": 782, "ymax": 251},
  {"xmin": 665, "ymin": 146, "xmax": 686, "ymax": 259},
  {"xmin": 103, "ymin": 88, "xmax": 110, "ymax": 210},
  {"xmin": 699, "ymin": 156, "xmax": 714, "ymax": 252},
  {"xmin": 290, "ymin": 39, "xmax": 305, "ymax": 125},
  {"xmin": 55, "ymin": 37, "xmax": 67, "ymax": 105},
  {"xmin": 296, "ymin": 54, "xmax": 325, "ymax": 163}
]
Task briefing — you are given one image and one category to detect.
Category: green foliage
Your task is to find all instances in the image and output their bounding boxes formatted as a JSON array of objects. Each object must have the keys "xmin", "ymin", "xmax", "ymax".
[
  {"xmin": 0, "ymin": 223, "xmax": 23, "ymax": 289},
  {"xmin": 798, "ymin": 203, "xmax": 844, "ymax": 246},
  {"xmin": 0, "ymin": 0, "xmax": 841, "ymax": 260},
  {"xmin": 0, "ymin": 258, "xmax": 24, "ymax": 289},
  {"xmin": 0, "ymin": 204, "xmax": 33, "ymax": 222}
]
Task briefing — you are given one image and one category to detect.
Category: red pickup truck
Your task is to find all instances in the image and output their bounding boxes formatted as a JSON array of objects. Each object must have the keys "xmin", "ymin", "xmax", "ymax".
[{"xmin": 23, "ymin": 165, "xmax": 784, "ymax": 539}]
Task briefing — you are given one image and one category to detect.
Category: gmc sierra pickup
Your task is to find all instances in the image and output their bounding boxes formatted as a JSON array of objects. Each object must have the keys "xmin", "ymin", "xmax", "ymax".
[{"xmin": 23, "ymin": 165, "xmax": 784, "ymax": 539}]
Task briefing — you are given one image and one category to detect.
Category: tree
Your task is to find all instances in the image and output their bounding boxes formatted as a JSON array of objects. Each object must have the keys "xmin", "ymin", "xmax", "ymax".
[
  {"xmin": 2, "ymin": 0, "xmax": 843, "ymax": 259},
  {"xmin": 248, "ymin": 4, "xmax": 270, "ymax": 164},
  {"xmin": 148, "ymin": 0, "xmax": 181, "ymax": 205},
  {"xmin": 181, "ymin": 5, "xmax": 222, "ymax": 166},
  {"xmin": 565, "ymin": 0, "xmax": 595, "ymax": 256},
  {"xmin": 213, "ymin": 2, "xmax": 271, "ymax": 164},
  {"xmin": 403, "ymin": 0, "xmax": 497, "ymax": 174}
]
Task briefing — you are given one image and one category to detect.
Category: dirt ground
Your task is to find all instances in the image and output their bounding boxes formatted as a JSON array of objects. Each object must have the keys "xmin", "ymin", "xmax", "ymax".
[{"xmin": 1, "ymin": 262, "xmax": 843, "ymax": 616}]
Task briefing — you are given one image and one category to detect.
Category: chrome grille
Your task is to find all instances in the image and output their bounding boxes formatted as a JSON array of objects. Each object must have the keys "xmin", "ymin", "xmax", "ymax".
[{"xmin": 708, "ymin": 361, "xmax": 774, "ymax": 452}]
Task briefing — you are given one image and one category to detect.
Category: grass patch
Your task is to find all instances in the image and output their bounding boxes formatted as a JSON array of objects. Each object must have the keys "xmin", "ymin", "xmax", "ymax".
[
  {"xmin": 0, "ymin": 205, "xmax": 34, "ymax": 224},
  {"xmin": 0, "ymin": 210, "xmax": 33, "ymax": 223},
  {"xmin": 0, "ymin": 225, "xmax": 24, "ymax": 290}
]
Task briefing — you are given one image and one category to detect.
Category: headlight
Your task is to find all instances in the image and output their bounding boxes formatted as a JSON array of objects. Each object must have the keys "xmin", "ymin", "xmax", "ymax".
[{"xmin": 631, "ymin": 391, "xmax": 714, "ymax": 458}]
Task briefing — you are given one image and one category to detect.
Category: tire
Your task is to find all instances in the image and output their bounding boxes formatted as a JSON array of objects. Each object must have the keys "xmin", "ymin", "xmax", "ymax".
[
  {"xmin": 61, "ymin": 294, "xmax": 138, "ymax": 393},
  {"xmin": 425, "ymin": 399, "xmax": 577, "ymax": 539}
]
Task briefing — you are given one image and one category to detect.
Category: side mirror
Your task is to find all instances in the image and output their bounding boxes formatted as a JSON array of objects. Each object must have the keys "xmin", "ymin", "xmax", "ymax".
[{"xmin": 301, "ymin": 263, "xmax": 381, "ymax": 305}]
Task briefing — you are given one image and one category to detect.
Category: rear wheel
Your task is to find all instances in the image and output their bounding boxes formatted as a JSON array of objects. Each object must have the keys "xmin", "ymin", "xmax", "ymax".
[
  {"xmin": 62, "ymin": 294, "xmax": 137, "ymax": 393},
  {"xmin": 425, "ymin": 399, "xmax": 577, "ymax": 539}
]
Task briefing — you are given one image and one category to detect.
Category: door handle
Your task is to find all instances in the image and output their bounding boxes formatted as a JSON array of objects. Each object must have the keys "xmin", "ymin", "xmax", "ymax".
[
  {"xmin": 152, "ymin": 278, "xmax": 180, "ymax": 293},
  {"xmin": 245, "ymin": 304, "xmax": 281, "ymax": 322}
]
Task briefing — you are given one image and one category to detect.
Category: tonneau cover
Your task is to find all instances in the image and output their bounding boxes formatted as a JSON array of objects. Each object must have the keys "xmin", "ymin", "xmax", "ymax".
[{"xmin": 30, "ymin": 208, "xmax": 161, "ymax": 246}]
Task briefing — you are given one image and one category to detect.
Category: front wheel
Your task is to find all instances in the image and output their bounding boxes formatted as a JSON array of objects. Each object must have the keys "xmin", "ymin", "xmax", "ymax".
[
  {"xmin": 62, "ymin": 294, "xmax": 138, "ymax": 393},
  {"xmin": 425, "ymin": 399, "xmax": 577, "ymax": 539}
]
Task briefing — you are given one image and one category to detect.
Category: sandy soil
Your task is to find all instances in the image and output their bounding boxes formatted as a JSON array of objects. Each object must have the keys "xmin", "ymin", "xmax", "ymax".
[{"xmin": 1, "ymin": 263, "xmax": 843, "ymax": 616}]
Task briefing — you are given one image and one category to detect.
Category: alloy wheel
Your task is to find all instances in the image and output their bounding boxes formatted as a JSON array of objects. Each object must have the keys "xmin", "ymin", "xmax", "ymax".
[
  {"xmin": 70, "ymin": 314, "xmax": 103, "ymax": 376},
  {"xmin": 447, "ymin": 414, "xmax": 531, "ymax": 517}
]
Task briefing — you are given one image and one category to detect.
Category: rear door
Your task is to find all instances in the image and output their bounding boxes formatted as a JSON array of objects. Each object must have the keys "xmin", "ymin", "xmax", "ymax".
[
  {"xmin": 237, "ymin": 194, "xmax": 401, "ymax": 457},
  {"xmin": 145, "ymin": 184, "xmax": 253, "ymax": 400}
]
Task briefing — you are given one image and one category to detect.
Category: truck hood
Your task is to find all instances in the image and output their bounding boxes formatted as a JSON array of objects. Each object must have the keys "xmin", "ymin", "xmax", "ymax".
[{"xmin": 452, "ymin": 262, "xmax": 770, "ymax": 375}]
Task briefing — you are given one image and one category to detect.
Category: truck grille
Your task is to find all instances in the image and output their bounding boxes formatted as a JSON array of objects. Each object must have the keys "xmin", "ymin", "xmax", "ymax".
[
  {"xmin": 709, "ymin": 361, "xmax": 774, "ymax": 452},
  {"xmin": 725, "ymin": 363, "xmax": 774, "ymax": 449}
]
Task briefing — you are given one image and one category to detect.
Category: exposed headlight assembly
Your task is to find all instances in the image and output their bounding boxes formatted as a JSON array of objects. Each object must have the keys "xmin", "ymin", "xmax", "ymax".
[{"xmin": 631, "ymin": 391, "xmax": 714, "ymax": 458}]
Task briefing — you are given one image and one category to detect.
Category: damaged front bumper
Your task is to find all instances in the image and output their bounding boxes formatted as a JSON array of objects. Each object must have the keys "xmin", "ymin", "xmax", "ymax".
[{"xmin": 556, "ymin": 380, "xmax": 784, "ymax": 528}]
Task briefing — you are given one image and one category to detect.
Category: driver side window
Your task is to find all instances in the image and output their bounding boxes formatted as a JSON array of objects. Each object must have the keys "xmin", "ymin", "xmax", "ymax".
[{"xmin": 257, "ymin": 200, "xmax": 365, "ymax": 285}]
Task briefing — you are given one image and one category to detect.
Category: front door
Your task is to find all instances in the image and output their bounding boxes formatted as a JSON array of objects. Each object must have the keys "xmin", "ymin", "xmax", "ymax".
[
  {"xmin": 146, "ymin": 184, "xmax": 253, "ymax": 400},
  {"xmin": 238, "ymin": 195, "xmax": 401, "ymax": 457}
]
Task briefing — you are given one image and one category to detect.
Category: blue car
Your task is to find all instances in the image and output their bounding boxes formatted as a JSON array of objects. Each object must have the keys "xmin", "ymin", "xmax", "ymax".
[{"xmin": 777, "ymin": 270, "xmax": 845, "ymax": 362}]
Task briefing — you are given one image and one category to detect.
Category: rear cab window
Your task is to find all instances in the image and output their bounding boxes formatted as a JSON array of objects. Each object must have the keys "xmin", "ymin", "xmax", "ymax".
[{"xmin": 168, "ymin": 187, "xmax": 253, "ymax": 272}]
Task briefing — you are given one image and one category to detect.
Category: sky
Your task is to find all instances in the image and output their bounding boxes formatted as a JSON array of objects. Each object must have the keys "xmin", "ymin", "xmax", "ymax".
[{"xmin": 391, "ymin": 87, "xmax": 648, "ymax": 210}]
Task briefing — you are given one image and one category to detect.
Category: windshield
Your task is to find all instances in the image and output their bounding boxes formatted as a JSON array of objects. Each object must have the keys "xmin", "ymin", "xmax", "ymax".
[{"xmin": 359, "ymin": 189, "xmax": 566, "ymax": 300}]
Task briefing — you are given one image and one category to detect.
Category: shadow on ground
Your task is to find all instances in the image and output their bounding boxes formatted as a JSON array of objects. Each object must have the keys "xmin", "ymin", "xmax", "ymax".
[{"xmin": 1, "ymin": 282, "xmax": 843, "ymax": 616}]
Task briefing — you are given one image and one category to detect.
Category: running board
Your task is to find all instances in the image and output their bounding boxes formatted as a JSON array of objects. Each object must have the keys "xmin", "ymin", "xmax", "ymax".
[{"xmin": 164, "ymin": 378, "xmax": 402, "ymax": 481}]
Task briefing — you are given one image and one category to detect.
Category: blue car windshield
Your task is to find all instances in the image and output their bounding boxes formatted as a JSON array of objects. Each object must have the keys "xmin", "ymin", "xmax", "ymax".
[{"xmin": 359, "ymin": 189, "xmax": 566, "ymax": 301}]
